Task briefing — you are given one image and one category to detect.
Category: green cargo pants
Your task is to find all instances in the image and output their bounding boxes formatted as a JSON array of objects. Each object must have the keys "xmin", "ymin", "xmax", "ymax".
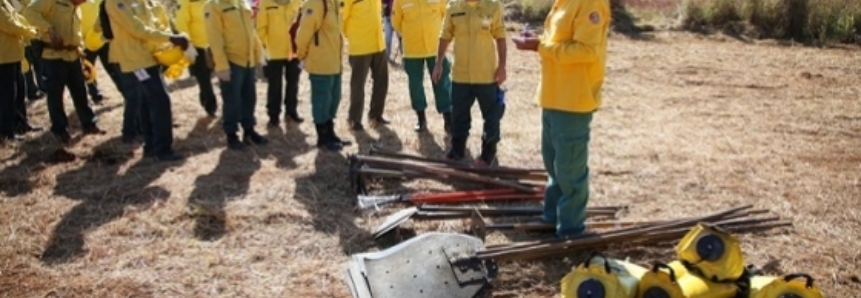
[
  {"xmin": 541, "ymin": 109, "xmax": 593, "ymax": 237},
  {"xmin": 403, "ymin": 56, "xmax": 451, "ymax": 113},
  {"xmin": 309, "ymin": 73, "xmax": 342, "ymax": 125}
]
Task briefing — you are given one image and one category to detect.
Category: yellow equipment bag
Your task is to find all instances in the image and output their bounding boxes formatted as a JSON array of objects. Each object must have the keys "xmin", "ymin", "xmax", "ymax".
[
  {"xmin": 668, "ymin": 260, "xmax": 738, "ymax": 298},
  {"xmin": 561, "ymin": 252, "xmax": 648, "ymax": 298},
  {"xmin": 749, "ymin": 273, "xmax": 824, "ymax": 298},
  {"xmin": 153, "ymin": 45, "xmax": 186, "ymax": 66},
  {"xmin": 675, "ymin": 223, "xmax": 745, "ymax": 281},
  {"xmin": 84, "ymin": 29, "xmax": 104, "ymax": 52},
  {"xmin": 637, "ymin": 262, "xmax": 685, "ymax": 298},
  {"xmin": 82, "ymin": 59, "xmax": 97, "ymax": 84}
]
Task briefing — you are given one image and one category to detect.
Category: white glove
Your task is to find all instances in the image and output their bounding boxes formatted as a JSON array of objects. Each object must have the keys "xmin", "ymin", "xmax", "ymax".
[
  {"xmin": 184, "ymin": 46, "xmax": 198, "ymax": 62},
  {"xmin": 215, "ymin": 70, "xmax": 230, "ymax": 82},
  {"xmin": 259, "ymin": 49, "xmax": 268, "ymax": 66}
]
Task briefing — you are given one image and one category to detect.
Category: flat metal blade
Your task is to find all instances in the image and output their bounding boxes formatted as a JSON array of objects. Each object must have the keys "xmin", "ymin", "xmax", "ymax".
[{"xmin": 372, "ymin": 207, "xmax": 418, "ymax": 238}]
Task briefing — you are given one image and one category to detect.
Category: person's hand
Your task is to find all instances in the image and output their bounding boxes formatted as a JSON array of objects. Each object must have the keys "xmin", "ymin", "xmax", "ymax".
[
  {"xmin": 495, "ymin": 66, "xmax": 506, "ymax": 85},
  {"xmin": 512, "ymin": 36, "xmax": 540, "ymax": 51},
  {"xmin": 215, "ymin": 69, "xmax": 230, "ymax": 82},
  {"xmin": 168, "ymin": 35, "xmax": 190, "ymax": 51},
  {"xmin": 432, "ymin": 63, "xmax": 443, "ymax": 83},
  {"xmin": 48, "ymin": 28, "xmax": 64, "ymax": 48}
]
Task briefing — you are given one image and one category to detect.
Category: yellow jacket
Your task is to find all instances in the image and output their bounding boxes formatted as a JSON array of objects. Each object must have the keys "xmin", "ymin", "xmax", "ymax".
[
  {"xmin": 392, "ymin": 0, "xmax": 445, "ymax": 58},
  {"xmin": 341, "ymin": 0, "xmax": 384, "ymax": 55},
  {"xmin": 149, "ymin": 0, "xmax": 170, "ymax": 32},
  {"xmin": 295, "ymin": 0, "xmax": 341, "ymax": 75},
  {"xmin": 24, "ymin": 0, "xmax": 84, "ymax": 62},
  {"xmin": 175, "ymin": 0, "xmax": 209, "ymax": 48},
  {"xmin": 204, "ymin": 0, "xmax": 263, "ymax": 72},
  {"xmin": 256, "ymin": 0, "xmax": 300, "ymax": 60},
  {"xmin": 440, "ymin": 0, "xmax": 506, "ymax": 84},
  {"xmin": 536, "ymin": 0, "xmax": 610, "ymax": 113},
  {"xmin": 0, "ymin": 0, "xmax": 36, "ymax": 64},
  {"xmin": 79, "ymin": 0, "xmax": 104, "ymax": 50},
  {"xmin": 104, "ymin": 0, "xmax": 173, "ymax": 73}
]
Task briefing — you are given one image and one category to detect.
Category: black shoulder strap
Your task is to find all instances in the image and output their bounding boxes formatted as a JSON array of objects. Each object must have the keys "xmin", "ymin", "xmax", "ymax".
[{"xmin": 99, "ymin": 0, "xmax": 114, "ymax": 40}]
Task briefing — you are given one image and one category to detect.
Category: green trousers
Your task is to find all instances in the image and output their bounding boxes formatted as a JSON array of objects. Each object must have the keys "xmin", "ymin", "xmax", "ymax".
[
  {"xmin": 541, "ymin": 109, "xmax": 593, "ymax": 237},
  {"xmin": 403, "ymin": 56, "xmax": 451, "ymax": 113},
  {"xmin": 309, "ymin": 73, "xmax": 342, "ymax": 125}
]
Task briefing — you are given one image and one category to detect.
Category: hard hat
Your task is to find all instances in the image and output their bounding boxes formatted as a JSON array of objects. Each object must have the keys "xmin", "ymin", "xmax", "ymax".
[
  {"xmin": 84, "ymin": 29, "xmax": 104, "ymax": 52},
  {"xmin": 153, "ymin": 45, "xmax": 186, "ymax": 66},
  {"xmin": 82, "ymin": 59, "xmax": 97, "ymax": 84}
]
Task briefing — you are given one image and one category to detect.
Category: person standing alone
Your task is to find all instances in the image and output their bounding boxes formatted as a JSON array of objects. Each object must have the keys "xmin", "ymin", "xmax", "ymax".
[
  {"xmin": 342, "ymin": 0, "xmax": 389, "ymax": 131},
  {"xmin": 512, "ymin": 0, "xmax": 611, "ymax": 238},
  {"xmin": 392, "ymin": 0, "xmax": 451, "ymax": 133},
  {"xmin": 256, "ymin": 0, "xmax": 304, "ymax": 127}
]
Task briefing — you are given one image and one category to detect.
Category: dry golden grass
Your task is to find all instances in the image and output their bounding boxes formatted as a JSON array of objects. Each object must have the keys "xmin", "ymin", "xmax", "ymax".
[{"xmin": 2, "ymin": 30, "xmax": 861, "ymax": 297}]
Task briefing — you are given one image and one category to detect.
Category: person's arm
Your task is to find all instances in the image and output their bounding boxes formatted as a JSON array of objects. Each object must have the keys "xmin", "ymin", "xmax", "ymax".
[
  {"xmin": 295, "ymin": 0, "xmax": 322, "ymax": 60},
  {"xmin": 104, "ymin": 0, "xmax": 172, "ymax": 42},
  {"xmin": 0, "ymin": 5, "xmax": 36, "ymax": 39},
  {"xmin": 22, "ymin": 0, "xmax": 52, "ymax": 33},
  {"xmin": 390, "ymin": 0, "xmax": 401, "ymax": 33},
  {"xmin": 340, "ymin": 0, "xmax": 351, "ymax": 36},
  {"xmin": 491, "ymin": 2, "xmax": 505, "ymax": 74},
  {"xmin": 538, "ymin": 1, "xmax": 608, "ymax": 64},
  {"xmin": 174, "ymin": 0, "xmax": 191, "ymax": 35},
  {"xmin": 255, "ymin": 0, "xmax": 269, "ymax": 48},
  {"xmin": 435, "ymin": 2, "xmax": 453, "ymax": 65},
  {"xmin": 204, "ymin": 0, "xmax": 229, "ymax": 72}
]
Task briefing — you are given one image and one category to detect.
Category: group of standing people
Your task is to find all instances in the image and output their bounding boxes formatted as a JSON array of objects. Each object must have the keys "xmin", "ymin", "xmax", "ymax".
[{"xmin": 1, "ymin": 0, "xmax": 613, "ymax": 239}]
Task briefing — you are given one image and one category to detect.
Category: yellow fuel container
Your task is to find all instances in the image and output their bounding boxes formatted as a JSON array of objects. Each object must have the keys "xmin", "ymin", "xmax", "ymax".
[
  {"xmin": 749, "ymin": 273, "xmax": 825, "ymax": 298},
  {"xmin": 561, "ymin": 252, "xmax": 648, "ymax": 298},
  {"xmin": 675, "ymin": 223, "xmax": 745, "ymax": 281},
  {"xmin": 667, "ymin": 260, "xmax": 738, "ymax": 298},
  {"xmin": 637, "ymin": 262, "xmax": 686, "ymax": 298}
]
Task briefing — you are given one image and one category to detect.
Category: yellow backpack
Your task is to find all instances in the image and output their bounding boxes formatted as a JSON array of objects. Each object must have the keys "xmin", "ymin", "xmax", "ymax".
[
  {"xmin": 637, "ymin": 262, "xmax": 686, "ymax": 298},
  {"xmin": 675, "ymin": 223, "xmax": 745, "ymax": 282},
  {"xmin": 561, "ymin": 252, "xmax": 647, "ymax": 298},
  {"xmin": 749, "ymin": 273, "xmax": 825, "ymax": 298},
  {"xmin": 668, "ymin": 260, "xmax": 739, "ymax": 298}
]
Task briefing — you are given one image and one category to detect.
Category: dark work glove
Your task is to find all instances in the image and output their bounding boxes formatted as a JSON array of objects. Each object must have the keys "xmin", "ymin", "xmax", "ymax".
[{"xmin": 168, "ymin": 35, "xmax": 190, "ymax": 51}]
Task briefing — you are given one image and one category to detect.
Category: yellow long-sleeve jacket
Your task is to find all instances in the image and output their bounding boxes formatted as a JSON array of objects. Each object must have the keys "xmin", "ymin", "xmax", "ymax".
[
  {"xmin": 79, "ymin": 0, "xmax": 104, "ymax": 51},
  {"xmin": 204, "ymin": 0, "xmax": 263, "ymax": 72},
  {"xmin": 341, "ymin": 0, "xmax": 384, "ymax": 55},
  {"xmin": 256, "ymin": 0, "xmax": 300, "ymax": 60},
  {"xmin": 104, "ymin": 0, "xmax": 173, "ymax": 73},
  {"xmin": 391, "ymin": 0, "xmax": 445, "ymax": 58},
  {"xmin": 537, "ymin": 0, "xmax": 610, "ymax": 113},
  {"xmin": 24, "ymin": 0, "xmax": 84, "ymax": 61},
  {"xmin": 149, "ymin": 0, "xmax": 170, "ymax": 32},
  {"xmin": 295, "ymin": 0, "xmax": 341, "ymax": 75},
  {"xmin": 175, "ymin": 0, "xmax": 209, "ymax": 48},
  {"xmin": 0, "ymin": 0, "xmax": 37, "ymax": 64},
  {"xmin": 440, "ymin": 0, "xmax": 506, "ymax": 84}
]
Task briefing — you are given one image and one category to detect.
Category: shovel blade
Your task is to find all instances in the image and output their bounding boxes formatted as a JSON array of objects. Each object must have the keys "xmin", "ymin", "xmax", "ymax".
[{"xmin": 357, "ymin": 194, "xmax": 405, "ymax": 210}]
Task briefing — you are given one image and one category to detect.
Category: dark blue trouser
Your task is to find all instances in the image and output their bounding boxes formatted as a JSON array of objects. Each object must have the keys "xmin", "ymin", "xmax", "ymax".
[
  {"xmin": 541, "ymin": 109, "xmax": 593, "ymax": 237},
  {"xmin": 265, "ymin": 58, "xmax": 301, "ymax": 118},
  {"xmin": 117, "ymin": 66, "xmax": 175, "ymax": 157},
  {"xmin": 190, "ymin": 47, "xmax": 217, "ymax": 114},
  {"xmin": 403, "ymin": 56, "xmax": 451, "ymax": 113},
  {"xmin": 84, "ymin": 42, "xmax": 120, "ymax": 101},
  {"xmin": 308, "ymin": 73, "xmax": 342, "ymax": 125},
  {"xmin": 43, "ymin": 59, "xmax": 97, "ymax": 135},
  {"xmin": 217, "ymin": 63, "xmax": 257, "ymax": 134},
  {"xmin": 450, "ymin": 82, "xmax": 504, "ymax": 145},
  {"xmin": 0, "ymin": 62, "xmax": 25, "ymax": 138},
  {"xmin": 24, "ymin": 40, "xmax": 46, "ymax": 93}
]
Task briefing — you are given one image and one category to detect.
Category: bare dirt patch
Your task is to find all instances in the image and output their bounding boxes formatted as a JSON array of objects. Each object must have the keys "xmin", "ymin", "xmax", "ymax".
[{"xmin": 2, "ymin": 31, "xmax": 859, "ymax": 297}]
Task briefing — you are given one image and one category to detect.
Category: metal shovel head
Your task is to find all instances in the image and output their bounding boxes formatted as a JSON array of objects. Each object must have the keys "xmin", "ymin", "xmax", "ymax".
[
  {"xmin": 372, "ymin": 207, "xmax": 418, "ymax": 238},
  {"xmin": 357, "ymin": 194, "xmax": 405, "ymax": 211}
]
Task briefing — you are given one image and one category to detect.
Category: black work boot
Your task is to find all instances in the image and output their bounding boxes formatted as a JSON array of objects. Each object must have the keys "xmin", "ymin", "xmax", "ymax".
[
  {"xmin": 315, "ymin": 123, "xmax": 342, "ymax": 151},
  {"xmin": 268, "ymin": 116, "xmax": 279, "ymax": 128},
  {"xmin": 442, "ymin": 111, "xmax": 452, "ymax": 135},
  {"xmin": 243, "ymin": 130, "xmax": 269, "ymax": 145},
  {"xmin": 227, "ymin": 133, "xmax": 244, "ymax": 150},
  {"xmin": 475, "ymin": 141, "xmax": 498, "ymax": 167},
  {"xmin": 445, "ymin": 137, "xmax": 467, "ymax": 161},
  {"xmin": 287, "ymin": 111, "xmax": 304, "ymax": 123},
  {"xmin": 414, "ymin": 110, "xmax": 427, "ymax": 132},
  {"xmin": 328, "ymin": 120, "xmax": 352, "ymax": 146}
]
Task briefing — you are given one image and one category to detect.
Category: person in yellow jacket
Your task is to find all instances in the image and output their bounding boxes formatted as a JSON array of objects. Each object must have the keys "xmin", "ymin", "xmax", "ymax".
[
  {"xmin": 295, "ymin": 0, "xmax": 352, "ymax": 151},
  {"xmin": 205, "ymin": 0, "xmax": 269, "ymax": 150},
  {"xmin": 11, "ymin": 0, "xmax": 46, "ymax": 101},
  {"xmin": 79, "ymin": 0, "xmax": 119, "ymax": 104},
  {"xmin": 0, "ymin": 0, "xmax": 39, "ymax": 142},
  {"xmin": 512, "ymin": 0, "xmax": 611, "ymax": 238},
  {"xmin": 392, "ymin": 0, "xmax": 450, "ymax": 133},
  {"xmin": 342, "ymin": 0, "xmax": 389, "ymax": 131},
  {"xmin": 103, "ymin": 0, "xmax": 189, "ymax": 161},
  {"xmin": 175, "ymin": 0, "xmax": 218, "ymax": 116},
  {"xmin": 432, "ymin": 0, "xmax": 507, "ymax": 165},
  {"xmin": 24, "ymin": 0, "xmax": 106, "ymax": 145},
  {"xmin": 256, "ymin": 0, "xmax": 303, "ymax": 127}
]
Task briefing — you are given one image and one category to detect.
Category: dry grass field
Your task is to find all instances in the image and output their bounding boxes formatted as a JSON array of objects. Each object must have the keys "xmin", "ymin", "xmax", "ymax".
[{"xmin": 2, "ymin": 16, "xmax": 860, "ymax": 298}]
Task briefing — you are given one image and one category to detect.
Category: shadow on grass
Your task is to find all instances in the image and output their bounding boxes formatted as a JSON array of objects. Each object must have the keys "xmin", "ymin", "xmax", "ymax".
[
  {"xmin": 41, "ymin": 117, "xmax": 218, "ymax": 264},
  {"xmin": 188, "ymin": 148, "xmax": 261, "ymax": 241}
]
